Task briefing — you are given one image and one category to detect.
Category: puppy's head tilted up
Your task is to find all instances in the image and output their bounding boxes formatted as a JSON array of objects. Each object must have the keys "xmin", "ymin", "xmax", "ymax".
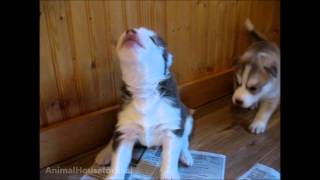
[{"xmin": 116, "ymin": 27, "xmax": 173, "ymax": 88}]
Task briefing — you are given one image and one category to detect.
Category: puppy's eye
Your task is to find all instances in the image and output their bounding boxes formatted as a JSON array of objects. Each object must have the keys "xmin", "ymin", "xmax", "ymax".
[
  {"xmin": 248, "ymin": 86, "xmax": 257, "ymax": 92},
  {"xmin": 236, "ymin": 81, "xmax": 241, "ymax": 86}
]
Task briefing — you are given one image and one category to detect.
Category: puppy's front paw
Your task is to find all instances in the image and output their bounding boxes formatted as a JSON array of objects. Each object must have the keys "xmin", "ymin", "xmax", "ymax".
[
  {"xmin": 249, "ymin": 121, "xmax": 267, "ymax": 134},
  {"xmin": 161, "ymin": 170, "xmax": 180, "ymax": 180},
  {"xmin": 180, "ymin": 150, "xmax": 193, "ymax": 167}
]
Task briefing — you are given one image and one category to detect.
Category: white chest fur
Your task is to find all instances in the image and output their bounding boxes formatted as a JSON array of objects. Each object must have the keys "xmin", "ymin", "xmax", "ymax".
[{"xmin": 117, "ymin": 94, "xmax": 181, "ymax": 147}]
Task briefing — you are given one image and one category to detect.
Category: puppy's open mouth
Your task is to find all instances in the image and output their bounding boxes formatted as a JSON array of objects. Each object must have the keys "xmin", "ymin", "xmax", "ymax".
[{"xmin": 122, "ymin": 34, "xmax": 144, "ymax": 48}]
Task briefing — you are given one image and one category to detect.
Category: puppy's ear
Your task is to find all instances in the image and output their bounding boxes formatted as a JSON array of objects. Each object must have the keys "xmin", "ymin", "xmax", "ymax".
[
  {"xmin": 258, "ymin": 53, "xmax": 278, "ymax": 78},
  {"xmin": 167, "ymin": 53, "xmax": 173, "ymax": 68},
  {"xmin": 163, "ymin": 51, "xmax": 173, "ymax": 75}
]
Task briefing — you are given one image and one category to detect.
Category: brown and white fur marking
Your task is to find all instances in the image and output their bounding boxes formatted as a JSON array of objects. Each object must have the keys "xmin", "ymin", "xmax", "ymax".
[
  {"xmin": 95, "ymin": 27, "xmax": 194, "ymax": 180},
  {"xmin": 232, "ymin": 19, "xmax": 280, "ymax": 134}
]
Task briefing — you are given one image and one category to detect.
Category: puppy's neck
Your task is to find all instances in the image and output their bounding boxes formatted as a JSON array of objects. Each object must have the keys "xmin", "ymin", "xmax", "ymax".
[
  {"xmin": 121, "ymin": 63, "xmax": 167, "ymax": 96},
  {"xmin": 124, "ymin": 77, "xmax": 171, "ymax": 114},
  {"xmin": 121, "ymin": 64, "xmax": 170, "ymax": 114}
]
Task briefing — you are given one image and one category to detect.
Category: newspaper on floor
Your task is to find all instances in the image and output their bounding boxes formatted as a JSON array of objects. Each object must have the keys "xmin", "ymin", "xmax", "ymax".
[
  {"xmin": 81, "ymin": 145, "xmax": 226, "ymax": 180},
  {"xmin": 237, "ymin": 163, "xmax": 280, "ymax": 180}
]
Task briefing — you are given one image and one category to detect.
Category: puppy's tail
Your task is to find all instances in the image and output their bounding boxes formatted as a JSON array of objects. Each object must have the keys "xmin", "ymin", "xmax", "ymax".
[{"xmin": 245, "ymin": 18, "xmax": 267, "ymax": 42}]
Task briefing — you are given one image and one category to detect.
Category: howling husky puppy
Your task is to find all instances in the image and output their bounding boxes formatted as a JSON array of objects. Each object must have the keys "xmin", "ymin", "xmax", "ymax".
[
  {"xmin": 232, "ymin": 19, "xmax": 280, "ymax": 134},
  {"xmin": 95, "ymin": 27, "xmax": 194, "ymax": 180}
]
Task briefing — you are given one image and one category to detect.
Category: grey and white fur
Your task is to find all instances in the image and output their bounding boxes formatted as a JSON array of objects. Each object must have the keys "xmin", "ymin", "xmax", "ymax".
[
  {"xmin": 95, "ymin": 27, "xmax": 194, "ymax": 180},
  {"xmin": 232, "ymin": 19, "xmax": 280, "ymax": 134}
]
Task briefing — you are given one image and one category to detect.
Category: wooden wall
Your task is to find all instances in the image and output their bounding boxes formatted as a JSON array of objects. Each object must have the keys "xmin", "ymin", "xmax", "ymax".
[{"xmin": 40, "ymin": 0, "xmax": 279, "ymax": 127}]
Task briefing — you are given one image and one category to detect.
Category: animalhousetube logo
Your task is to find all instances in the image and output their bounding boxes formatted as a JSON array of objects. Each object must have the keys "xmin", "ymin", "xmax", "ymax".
[{"xmin": 45, "ymin": 166, "xmax": 131, "ymax": 175}]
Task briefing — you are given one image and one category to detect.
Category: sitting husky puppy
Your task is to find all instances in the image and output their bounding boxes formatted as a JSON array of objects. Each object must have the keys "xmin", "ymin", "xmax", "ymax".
[
  {"xmin": 232, "ymin": 19, "xmax": 280, "ymax": 134},
  {"xmin": 95, "ymin": 27, "xmax": 194, "ymax": 180}
]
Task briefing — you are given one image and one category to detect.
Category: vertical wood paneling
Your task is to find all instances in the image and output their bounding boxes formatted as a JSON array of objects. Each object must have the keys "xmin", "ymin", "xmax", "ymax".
[
  {"xmin": 214, "ymin": 1, "xmax": 228, "ymax": 73},
  {"xmin": 206, "ymin": 1, "xmax": 219, "ymax": 74},
  {"xmin": 43, "ymin": 1, "xmax": 81, "ymax": 119},
  {"xmin": 271, "ymin": 1, "xmax": 280, "ymax": 45},
  {"xmin": 190, "ymin": 0, "xmax": 210, "ymax": 81},
  {"xmin": 40, "ymin": 98, "xmax": 49, "ymax": 128},
  {"xmin": 64, "ymin": 0, "xmax": 86, "ymax": 113},
  {"xmin": 139, "ymin": 1, "xmax": 155, "ymax": 29},
  {"xmin": 40, "ymin": 116, "xmax": 44, "ymax": 128},
  {"xmin": 166, "ymin": 1, "xmax": 192, "ymax": 83},
  {"xmin": 107, "ymin": 0, "xmax": 125, "ymax": 103},
  {"xmin": 125, "ymin": 0, "xmax": 139, "ymax": 28},
  {"xmin": 68, "ymin": 0, "xmax": 100, "ymax": 113},
  {"xmin": 86, "ymin": 1, "xmax": 118, "ymax": 108},
  {"xmin": 153, "ymin": 1, "xmax": 166, "ymax": 39},
  {"xmin": 234, "ymin": 0, "xmax": 253, "ymax": 58},
  {"xmin": 222, "ymin": 1, "xmax": 238, "ymax": 70},
  {"xmin": 250, "ymin": 1, "xmax": 275, "ymax": 36},
  {"xmin": 121, "ymin": 1, "xmax": 128, "ymax": 30},
  {"xmin": 40, "ymin": 0, "xmax": 280, "ymax": 126},
  {"xmin": 40, "ymin": 2, "xmax": 64, "ymax": 124}
]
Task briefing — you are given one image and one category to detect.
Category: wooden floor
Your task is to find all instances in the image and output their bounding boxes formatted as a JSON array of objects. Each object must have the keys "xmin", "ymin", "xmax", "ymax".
[{"xmin": 40, "ymin": 95, "xmax": 280, "ymax": 180}]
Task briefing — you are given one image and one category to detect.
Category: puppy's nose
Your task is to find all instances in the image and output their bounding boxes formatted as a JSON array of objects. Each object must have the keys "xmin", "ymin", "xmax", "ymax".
[
  {"xmin": 235, "ymin": 98, "xmax": 243, "ymax": 105},
  {"xmin": 126, "ymin": 29, "xmax": 137, "ymax": 35}
]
